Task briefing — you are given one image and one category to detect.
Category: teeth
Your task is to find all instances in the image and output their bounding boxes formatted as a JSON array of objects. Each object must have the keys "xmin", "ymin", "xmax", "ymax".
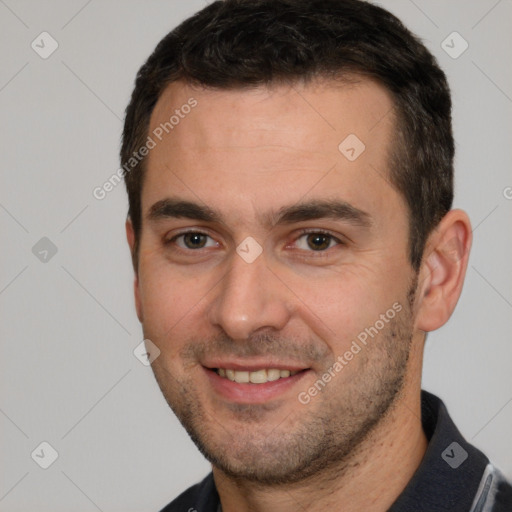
[
  {"xmin": 249, "ymin": 369, "xmax": 267, "ymax": 383},
  {"xmin": 216, "ymin": 368, "xmax": 300, "ymax": 383},
  {"xmin": 234, "ymin": 371, "xmax": 249, "ymax": 383},
  {"xmin": 267, "ymin": 369, "xmax": 281, "ymax": 381}
]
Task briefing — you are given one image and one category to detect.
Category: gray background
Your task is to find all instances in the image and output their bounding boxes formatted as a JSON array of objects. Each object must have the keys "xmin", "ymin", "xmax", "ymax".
[{"xmin": 0, "ymin": 1, "xmax": 511, "ymax": 510}]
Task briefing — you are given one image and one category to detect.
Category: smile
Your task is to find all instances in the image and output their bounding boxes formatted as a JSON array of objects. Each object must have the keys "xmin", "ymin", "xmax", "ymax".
[
  {"xmin": 205, "ymin": 365, "xmax": 310, "ymax": 404},
  {"xmin": 215, "ymin": 368, "xmax": 300, "ymax": 383}
]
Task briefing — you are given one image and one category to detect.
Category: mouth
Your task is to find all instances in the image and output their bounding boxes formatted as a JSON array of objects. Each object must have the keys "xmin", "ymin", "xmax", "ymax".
[
  {"xmin": 215, "ymin": 367, "xmax": 300, "ymax": 383},
  {"xmin": 203, "ymin": 364, "xmax": 310, "ymax": 404}
]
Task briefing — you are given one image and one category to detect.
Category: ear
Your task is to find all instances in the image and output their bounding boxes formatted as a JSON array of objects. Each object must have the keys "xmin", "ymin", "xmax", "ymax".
[
  {"xmin": 415, "ymin": 209, "xmax": 472, "ymax": 332},
  {"xmin": 125, "ymin": 218, "xmax": 143, "ymax": 323}
]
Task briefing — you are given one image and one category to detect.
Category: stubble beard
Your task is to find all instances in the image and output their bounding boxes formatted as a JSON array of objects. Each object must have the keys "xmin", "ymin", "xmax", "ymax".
[{"xmin": 149, "ymin": 284, "xmax": 417, "ymax": 486}]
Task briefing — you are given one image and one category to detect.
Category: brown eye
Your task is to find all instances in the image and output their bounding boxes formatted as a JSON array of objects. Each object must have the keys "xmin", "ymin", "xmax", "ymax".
[
  {"xmin": 306, "ymin": 233, "xmax": 332, "ymax": 251},
  {"xmin": 292, "ymin": 230, "xmax": 343, "ymax": 253},
  {"xmin": 182, "ymin": 233, "xmax": 208, "ymax": 249},
  {"xmin": 170, "ymin": 232, "xmax": 217, "ymax": 250}
]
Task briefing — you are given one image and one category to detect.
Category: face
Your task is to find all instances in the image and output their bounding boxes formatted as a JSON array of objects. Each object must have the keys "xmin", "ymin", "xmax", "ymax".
[{"xmin": 129, "ymin": 78, "xmax": 421, "ymax": 483}]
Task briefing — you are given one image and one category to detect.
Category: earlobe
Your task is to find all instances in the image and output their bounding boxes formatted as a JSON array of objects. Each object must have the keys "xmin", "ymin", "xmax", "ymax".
[
  {"xmin": 415, "ymin": 210, "xmax": 472, "ymax": 332},
  {"xmin": 125, "ymin": 218, "xmax": 143, "ymax": 323}
]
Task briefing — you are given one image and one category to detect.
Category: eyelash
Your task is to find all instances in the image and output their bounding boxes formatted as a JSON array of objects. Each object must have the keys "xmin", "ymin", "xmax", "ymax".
[
  {"xmin": 289, "ymin": 229, "xmax": 345, "ymax": 255},
  {"xmin": 165, "ymin": 228, "xmax": 344, "ymax": 253}
]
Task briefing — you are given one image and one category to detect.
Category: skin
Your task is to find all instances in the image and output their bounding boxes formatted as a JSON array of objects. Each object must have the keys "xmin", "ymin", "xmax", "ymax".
[{"xmin": 126, "ymin": 78, "xmax": 472, "ymax": 512}]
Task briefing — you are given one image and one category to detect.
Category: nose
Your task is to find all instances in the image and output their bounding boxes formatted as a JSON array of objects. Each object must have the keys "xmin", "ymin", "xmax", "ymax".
[{"xmin": 207, "ymin": 246, "xmax": 292, "ymax": 341}]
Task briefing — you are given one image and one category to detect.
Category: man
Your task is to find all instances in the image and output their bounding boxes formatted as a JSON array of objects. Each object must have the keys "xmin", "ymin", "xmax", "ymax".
[{"xmin": 121, "ymin": 0, "xmax": 512, "ymax": 510}]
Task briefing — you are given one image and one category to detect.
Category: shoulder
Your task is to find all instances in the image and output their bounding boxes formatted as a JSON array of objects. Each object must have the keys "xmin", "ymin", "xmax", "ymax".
[
  {"xmin": 483, "ymin": 466, "xmax": 512, "ymax": 512},
  {"xmin": 389, "ymin": 391, "xmax": 511, "ymax": 511},
  {"xmin": 159, "ymin": 473, "xmax": 219, "ymax": 512}
]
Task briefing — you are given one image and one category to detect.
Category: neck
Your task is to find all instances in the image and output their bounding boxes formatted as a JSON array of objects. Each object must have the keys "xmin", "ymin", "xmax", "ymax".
[{"xmin": 213, "ymin": 356, "xmax": 427, "ymax": 512}]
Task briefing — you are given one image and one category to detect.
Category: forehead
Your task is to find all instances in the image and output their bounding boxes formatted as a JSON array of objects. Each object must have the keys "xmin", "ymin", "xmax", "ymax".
[
  {"xmin": 149, "ymin": 77, "xmax": 395, "ymax": 152},
  {"xmin": 143, "ymin": 77, "xmax": 401, "ymax": 227}
]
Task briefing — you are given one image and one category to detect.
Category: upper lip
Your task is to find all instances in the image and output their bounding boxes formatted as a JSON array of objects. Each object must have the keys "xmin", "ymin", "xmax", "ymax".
[{"xmin": 202, "ymin": 359, "xmax": 310, "ymax": 372}]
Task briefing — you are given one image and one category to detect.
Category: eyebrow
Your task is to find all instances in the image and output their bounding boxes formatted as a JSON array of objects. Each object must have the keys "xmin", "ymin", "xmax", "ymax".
[
  {"xmin": 272, "ymin": 199, "xmax": 372, "ymax": 228},
  {"xmin": 148, "ymin": 199, "xmax": 221, "ymax": 223},
  {"xmin": 147, "ymin": 198, "xmax": 372, "ymax": 229}
]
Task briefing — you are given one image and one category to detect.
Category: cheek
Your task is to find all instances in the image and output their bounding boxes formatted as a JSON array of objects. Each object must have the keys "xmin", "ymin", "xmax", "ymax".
[
  {"xmin": 137, "ymin": 252, "xmax": 224, "ymax": 356},
  {"xmin": 286, "ymin": 265, "xmax": 400, "ymax": 350},
  {"xmin": 137, "ymin": 259, "xmax": 199, "ymax": 345},
  {"xmin": 275, "ymin": 267, "xmax": 370, "ymax": 344}
]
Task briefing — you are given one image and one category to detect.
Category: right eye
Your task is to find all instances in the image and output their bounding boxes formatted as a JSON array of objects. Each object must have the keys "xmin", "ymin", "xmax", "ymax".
[{"xmin": 168, "ymin": 231, "xmax": 218, "ymax": 250}]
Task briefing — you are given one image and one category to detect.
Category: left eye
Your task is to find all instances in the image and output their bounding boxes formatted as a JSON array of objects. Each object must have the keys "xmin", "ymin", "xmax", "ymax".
[
  {"xmin": 173, "ymin": 232, "xmax": 217, "ymax": 249},
  {"xmin": 295, "ymin": 232, "xmax": 341, "ymax": 251}
]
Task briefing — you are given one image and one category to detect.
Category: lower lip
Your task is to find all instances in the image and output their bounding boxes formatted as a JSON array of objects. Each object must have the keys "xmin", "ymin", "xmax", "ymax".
[{"xmin": 204, "ymin": 367, "xmax": 310, "ymax": 404}]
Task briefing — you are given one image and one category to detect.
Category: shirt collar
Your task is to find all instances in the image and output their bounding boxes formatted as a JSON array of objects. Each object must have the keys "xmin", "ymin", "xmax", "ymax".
[{"xmin": 388, "ymin": 390, "xmax": 489, "ymax": 511}]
